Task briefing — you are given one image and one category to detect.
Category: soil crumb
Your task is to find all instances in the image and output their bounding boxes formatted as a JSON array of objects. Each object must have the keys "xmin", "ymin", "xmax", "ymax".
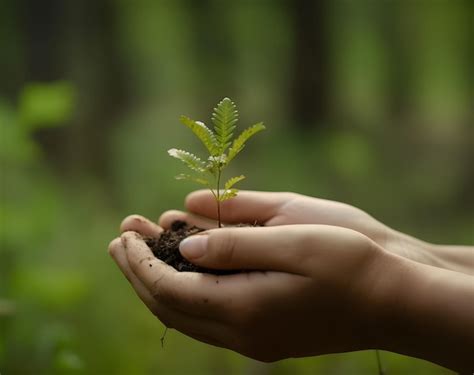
[{"xmin": 145, "ymin": 220, "xmax": 235, "ymax": 275}]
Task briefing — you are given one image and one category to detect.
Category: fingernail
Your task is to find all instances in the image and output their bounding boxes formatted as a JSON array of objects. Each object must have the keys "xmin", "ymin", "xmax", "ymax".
[{"xmin": 179, "ymin": 234, "xmax": 208, "ymax": 259}]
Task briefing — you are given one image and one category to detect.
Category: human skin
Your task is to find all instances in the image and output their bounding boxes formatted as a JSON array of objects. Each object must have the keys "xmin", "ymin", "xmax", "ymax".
[
  {"xmin": 109, "ymin": 190, "xmax": 474, "ymax": 372},
  {"xmin": 158, "ymin": 190, "xmax": 474, "ymax": 276}
]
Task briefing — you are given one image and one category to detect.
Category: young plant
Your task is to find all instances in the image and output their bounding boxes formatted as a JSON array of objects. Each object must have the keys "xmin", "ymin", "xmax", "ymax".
[{"xmin": 168, "ymin": 97, "xmax": 265, "ymax": 228}]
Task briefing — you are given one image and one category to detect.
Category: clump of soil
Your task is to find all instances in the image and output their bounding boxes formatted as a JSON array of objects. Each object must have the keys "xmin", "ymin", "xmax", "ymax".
[{"xmin": 145, "ymin": 220, "xmax": 235, "ymax": 275}]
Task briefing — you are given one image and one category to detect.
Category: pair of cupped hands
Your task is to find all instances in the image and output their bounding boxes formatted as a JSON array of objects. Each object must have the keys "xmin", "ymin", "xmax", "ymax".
[{"xmin": 108, "ymin": 190, "xmax": 419, "ymax": 362}]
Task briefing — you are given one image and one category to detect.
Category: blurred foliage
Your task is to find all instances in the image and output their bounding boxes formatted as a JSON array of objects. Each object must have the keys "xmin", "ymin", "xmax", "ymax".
[
  {"xmin": 18, "ymin": 82, "xmax": 76, "ymax": 131},
  {"xmin": 1, "ymin": 0, "xmax": 472, "ymax": 374}
]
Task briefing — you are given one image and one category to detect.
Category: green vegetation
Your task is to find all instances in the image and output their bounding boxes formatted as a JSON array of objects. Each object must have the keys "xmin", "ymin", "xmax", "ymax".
[{"xmin": 168, "ymin": 97, "xmax": 265, "ymax": 227}]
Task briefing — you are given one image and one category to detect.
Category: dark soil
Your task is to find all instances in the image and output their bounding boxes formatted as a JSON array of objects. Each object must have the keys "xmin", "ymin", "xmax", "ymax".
[{"xmin": 145, "ymin": 220, "xmax": 235, "ymax": 275}]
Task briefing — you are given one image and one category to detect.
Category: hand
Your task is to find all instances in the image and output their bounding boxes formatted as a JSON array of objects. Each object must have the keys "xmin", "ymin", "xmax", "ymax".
[
  {"xmin": 155, "ymin": 190, "xmax": 474, "ymax": 275},
  {"xmin": 158, "ymin": 190, "xmax": 433, "ymax": 266},
  {"xmin": 111, "ymin": 192, "xmax": 474, "ymax": 370},
  {"xmin": 109, "ymin": 225, "xmax": 384, "ymax": 362}
]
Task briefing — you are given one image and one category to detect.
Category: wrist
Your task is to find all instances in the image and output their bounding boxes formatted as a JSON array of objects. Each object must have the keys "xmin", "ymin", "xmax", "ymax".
[
  {"xmin": 386, "ymin": 228, "xmax": 474, "ymax": 275},
  {"xmin": 370, "ymin": 252, "xmax": 474, "ymax": 371},
  {"xmin": 349, "ymin": 243, "xmax": 405, "ymax": 351},
  {"xmin": 384, "ymin": 228, "xmax": 439, "ymax": 267},
  {"xmin": 428, "ymin": 243, "xmax": 474, "ymax": 276}
]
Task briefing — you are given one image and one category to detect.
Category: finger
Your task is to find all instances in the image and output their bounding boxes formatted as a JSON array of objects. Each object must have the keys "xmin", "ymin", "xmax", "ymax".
[
  {"xmin": 121, "ymin": 231, "xmax": 232, "ymax": 320},
  {"xmin": 179, "ymin": 225, "xmax": 318, "ymax": 274},
  {"xmin": 109, "ymin": 237, "xmax": 232, "ymax": 343},
  {"xmin": 158, "ymin": 210, "xmax": 217, "ymax": 230},
  {"xmin": 185, "ymin": 190, "xmax": 294, "ymax": 224},
  {"xmin": 108, "ymin": 237, "xmax": 159, "ymax": 312},
  {"xmin": 120, "ymin": 215, "xmax": 163, "ymax": 237}
]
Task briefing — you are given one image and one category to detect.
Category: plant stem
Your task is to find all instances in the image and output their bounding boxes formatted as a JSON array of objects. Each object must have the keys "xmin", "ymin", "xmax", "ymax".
[
  {"xmin": 217, "ymin": 168, "xmax": 222, "ymax": 228},
  {"xmin": 160, "ymin": 327, "xmax": 168, "ymax": 348},
  {"xmin": 375, "ymin": 350, "xmax": 384, "ymax": 375}
]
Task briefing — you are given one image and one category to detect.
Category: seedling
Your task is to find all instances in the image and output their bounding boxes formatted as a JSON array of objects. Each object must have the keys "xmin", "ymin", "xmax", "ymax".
[{"xmin": 168, "ymin": 97, "xmax": 265, "ymax": 228}]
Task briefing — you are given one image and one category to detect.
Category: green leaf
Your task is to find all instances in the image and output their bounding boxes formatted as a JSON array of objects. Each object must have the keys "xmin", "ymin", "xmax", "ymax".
[
  {"xmin": 219, "ymin": 188, "xmax": 238, "ymax": 202},
  {"xmin": 179, "ymin": 115, "xmax": 218, "ymax": 155},
  {"xmin": 168, "ymin": 148, "xmax": 206, "ymax": 172},
  {"xmin": 212, "ymin": 97, "xmax": 238, "ymax": 153},
  {"xmin": 206, "ymin": 154, "xmax": 227, "ymax": 175},
  {"xmin": 224, "ymin": 175, "xmax": 245, "ymax": 190},
  {"xmin": 175, "ymin": 174, "xmax": 211, "ymax": 186},
  {"xmin": 227, "ymin": 122, "xmax": 265, "ymax": 162}
]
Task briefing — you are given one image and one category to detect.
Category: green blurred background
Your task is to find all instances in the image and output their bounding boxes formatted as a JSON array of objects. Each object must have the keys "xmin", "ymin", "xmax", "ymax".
[{"xmin": 1, "ymin": 0, "xmax": 472, "ymax": 373}]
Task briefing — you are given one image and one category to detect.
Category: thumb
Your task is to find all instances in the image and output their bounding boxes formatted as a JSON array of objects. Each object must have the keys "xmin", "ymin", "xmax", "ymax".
[
  {"xmin": 185, "ymin": 189, "xmax": 294, "ymax": 224},
  {"xmin": 179, "ymin": 225, "xmax": 312, "ymax": 274}
]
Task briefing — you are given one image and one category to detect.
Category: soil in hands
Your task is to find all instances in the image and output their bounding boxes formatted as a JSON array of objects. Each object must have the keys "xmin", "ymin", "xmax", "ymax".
[{"xmin": 145, "ymin": 220, "xmax": 235, "ymax": 275}]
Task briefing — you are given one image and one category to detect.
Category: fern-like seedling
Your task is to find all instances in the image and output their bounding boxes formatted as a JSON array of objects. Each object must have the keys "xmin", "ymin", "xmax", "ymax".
[{"xmin": 168, "ymin": 97, "xmax": 265, "ymax": 227}]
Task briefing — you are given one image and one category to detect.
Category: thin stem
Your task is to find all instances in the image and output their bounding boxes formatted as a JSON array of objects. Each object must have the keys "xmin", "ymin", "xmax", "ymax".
[
  {"xmin": 216, "ymin": 168, "xmax": 222, "ymax": 228},
  {"xmin": 160, "ymin": 327, "xmax": 168, "ymax": 348},
  {"xmin": 209, "ymin": 188, "xmax": 217, "ymax": 200},
  {"xmin": 375, "ymin": 350, "xmax": 384, "ymax": 375}
]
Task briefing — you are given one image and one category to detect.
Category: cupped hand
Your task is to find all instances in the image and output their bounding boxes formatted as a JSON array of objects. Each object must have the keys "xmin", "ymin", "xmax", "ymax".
[
  {"xmin": 109, "ymin": 224, "xmax": 385, "ymax": 362},
  {"xmin": 162, "ymin": 190, "xmax": 385, "ymax": 237},
  {"xmin": 157, "ymin": 190, "xmax": 431, "ymax": 263}
]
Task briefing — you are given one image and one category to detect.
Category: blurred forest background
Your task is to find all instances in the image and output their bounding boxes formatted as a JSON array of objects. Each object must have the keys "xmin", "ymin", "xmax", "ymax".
[{"xmin": 1, "ymin": 0, "xmax": 473, "ymax": 374}]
